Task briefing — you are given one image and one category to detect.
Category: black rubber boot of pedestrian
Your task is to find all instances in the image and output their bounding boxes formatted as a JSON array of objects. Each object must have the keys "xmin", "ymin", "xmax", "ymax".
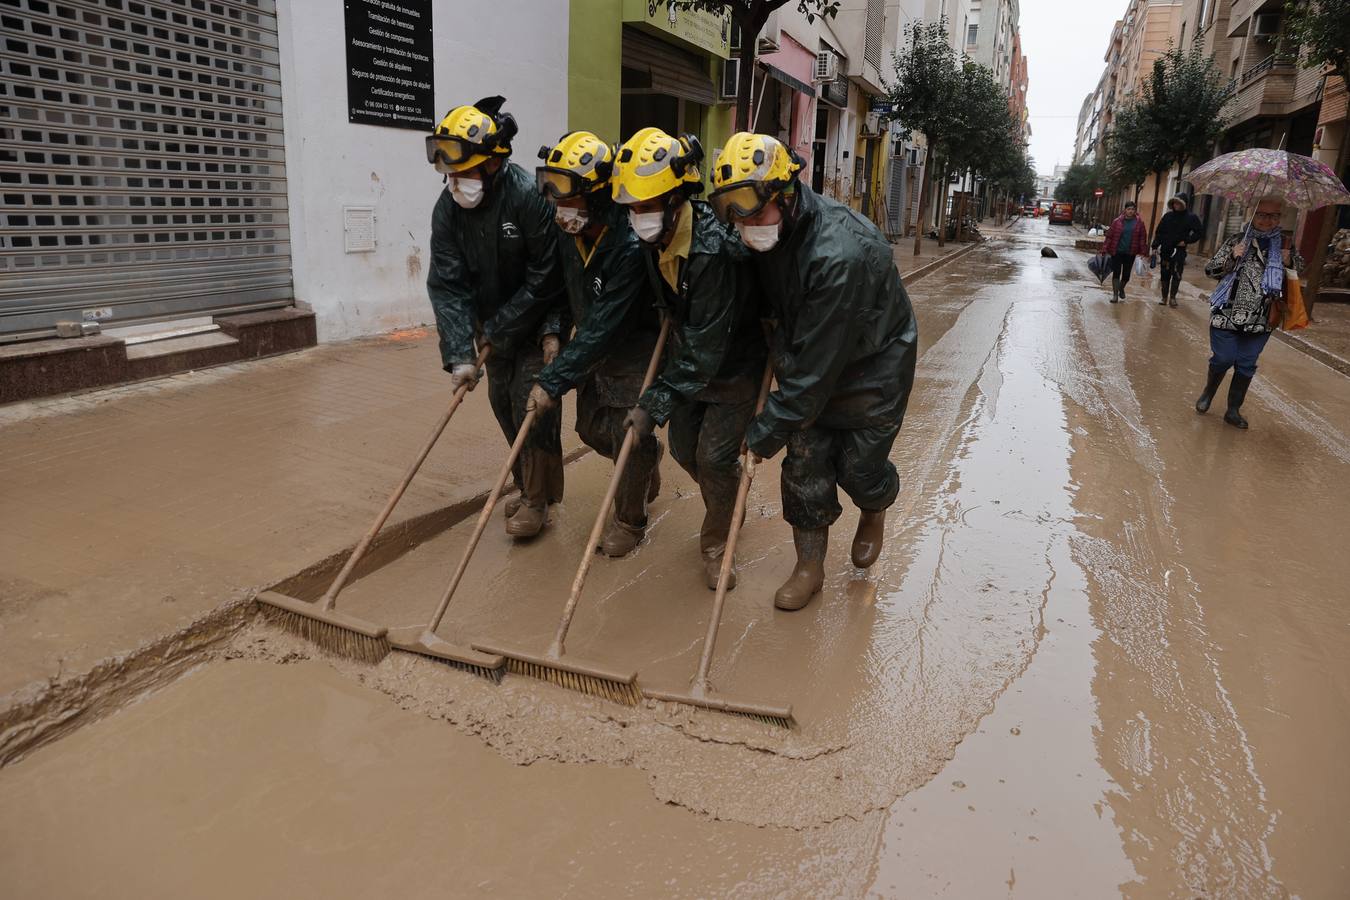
[
  {"xmin": 1169, "ymin": 283, "xmax": 1180, "ymax": 307},
  {"xmin": 1110, "ymin": 274, "xmax": 1120, "ymax": 303},
  {"xmin": 1195, "ymin": 365, "xmax": 1226, "ymax": 414},
  {"xmin": 1224, "ymin": 373, "xmax": 1253, "ymax": 429},
  {"xmin": 1159, "ymin": 273, "xmax": 1171, "ymax": 304}
]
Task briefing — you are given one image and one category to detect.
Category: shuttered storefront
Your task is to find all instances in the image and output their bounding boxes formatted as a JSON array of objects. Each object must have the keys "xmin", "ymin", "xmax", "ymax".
[
  {"xmin": 0, "ymin": 0, "xmax": 292, "ymax": 339},
  {"xmin": 620, "ymin": 25, "xmax": 715, "ymax": 107}
]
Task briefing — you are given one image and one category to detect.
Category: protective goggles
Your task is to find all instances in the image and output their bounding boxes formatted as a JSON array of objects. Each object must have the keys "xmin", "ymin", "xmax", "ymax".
[
  {"xmin": 424, "ymin": 136, "xmax": 490, "ymax": 172},
  {"xmin": 536, "ymin": 167, "xmax": 591, "ymax": 201},
  {"xmin": 708, "ymin": 180, "xmax": 780, "ymax": 224}
]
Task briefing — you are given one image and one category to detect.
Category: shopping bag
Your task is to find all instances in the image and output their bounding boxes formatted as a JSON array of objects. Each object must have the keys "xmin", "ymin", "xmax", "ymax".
[
  {"xmin": 1088, "ymin": 252, "xmax": 1109, "ymax": 284},
  {"xmin": 1273, "ymin": 270, "xmax": 1309, "ymax": 331},
  {"xmin": 1133, "ymin": 255, "xmax": 1147, "ymax": 277}
]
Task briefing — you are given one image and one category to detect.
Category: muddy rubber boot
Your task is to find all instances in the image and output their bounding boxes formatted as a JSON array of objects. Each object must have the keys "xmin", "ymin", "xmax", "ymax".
[
  {"xmin": 1223, "ymin": 373, "xmax": 1253, "ymax": 430},
  {"xmin": 1110, "ymin": 274, "xmax": 1120, "ymax": 303},
  {"xmin": 1169, "ymin": 284, "xmax": 1180, "ymax": 308},
  {"xmin": 775, "ymin": 528, "xmax": 827, "ymax": 611},
  {"xmin": 599, "ymin": 514, "xmax": 644, "ymax": 558},
  {"xmin": 699, "ymin": 473, "xmax": 739, "ymax": 591},
  {"xmin": 1195, "ymin": 365, "xmax": 1226, "ymax": 414},
  {"xmin": 505, "ymin": 452, "xmax": 549, "ymax": 539},
  {"xmin": 851, "ymin": 509, "xmax": 886, "ymax": 569},
  {"xmin": 502, "ymin": 496, "xmax": 521, "ymax": 520}
]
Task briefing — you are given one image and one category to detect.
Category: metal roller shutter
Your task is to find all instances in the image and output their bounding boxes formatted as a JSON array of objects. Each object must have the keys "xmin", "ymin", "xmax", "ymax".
[
  {"xmin": 0, "ymin": 0, "xmax": 292, "ymax": 340},
  {"xmin": 621, "ymin": 26, "xmax": 716, "ymax": 107}
]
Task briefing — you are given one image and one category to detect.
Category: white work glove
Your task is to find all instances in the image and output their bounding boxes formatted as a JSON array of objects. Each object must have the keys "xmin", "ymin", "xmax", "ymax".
[{"xmin": 449, "ymin": 364, "xmax": 480, "ymax": 392}]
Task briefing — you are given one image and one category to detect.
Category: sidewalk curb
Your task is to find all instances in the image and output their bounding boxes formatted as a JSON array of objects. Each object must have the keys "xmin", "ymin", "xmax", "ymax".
[
  {"xmin": 901, "ymin": 239, "xmax": 981, "ymax": 283},
  {"xmin": 1271, "ymin": 327, "xmax": 1350, "ymax": 377}
]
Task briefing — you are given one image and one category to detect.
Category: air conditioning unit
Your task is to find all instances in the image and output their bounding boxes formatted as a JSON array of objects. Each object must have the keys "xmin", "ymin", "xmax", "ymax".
[
  {"xmin": 861, "ymin": 112, "xmax": 882, "ymax": 136},
  {"xmin": 814, "ymin": 51, "xmax": 838, "ymax": 82},
  {"xmin": 1252, "ymin": 12, "xmax": 1279, "ymax": 39},
  {"xmin": 720, "ymin": 58, "xmax": 739, "ymax": 100}
]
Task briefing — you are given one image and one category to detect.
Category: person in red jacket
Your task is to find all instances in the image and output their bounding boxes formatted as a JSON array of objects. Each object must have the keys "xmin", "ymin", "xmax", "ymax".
[{"xmin": 1101, "ymin": 201, "xmax": 1149, "ymax": 302}]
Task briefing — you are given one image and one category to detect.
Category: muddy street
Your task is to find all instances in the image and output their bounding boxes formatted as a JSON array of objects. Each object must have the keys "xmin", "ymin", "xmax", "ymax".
[{"xmin": 2, "ymin": 220, "xmax": 1348, "ymax": 898}]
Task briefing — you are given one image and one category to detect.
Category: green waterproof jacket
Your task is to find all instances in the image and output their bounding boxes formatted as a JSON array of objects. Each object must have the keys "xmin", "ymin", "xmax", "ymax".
[
  {"xmin": 637, "ymin": 200, "xmax": 766, "ymax": 425},
  {"xmin": 426, "ymin": 161, "xmax": 564, "ymax": 369},
  {"xmin": 747, "ymin": 182, "xmax": 918, "ymax": 458},
  {"xmin": 535, "ymin": 204, "xmax": 662, "ymax": 399}
]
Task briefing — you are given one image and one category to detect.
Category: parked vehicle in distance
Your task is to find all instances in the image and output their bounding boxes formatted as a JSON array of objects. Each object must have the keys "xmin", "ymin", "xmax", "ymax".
[
  {"xmin": 1022, "ymin": 204, "xmax": 1037, "ymax": 217},
  {"xmin": 1049, "ymin": 202, "xmax": 1073, "ymax": 224}
]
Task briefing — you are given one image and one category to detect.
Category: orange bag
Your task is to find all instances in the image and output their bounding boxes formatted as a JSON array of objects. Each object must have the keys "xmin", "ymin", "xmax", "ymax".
[{"xmin": 1275, "ymin": 270, "xmax": 1309, "ymax": 331}]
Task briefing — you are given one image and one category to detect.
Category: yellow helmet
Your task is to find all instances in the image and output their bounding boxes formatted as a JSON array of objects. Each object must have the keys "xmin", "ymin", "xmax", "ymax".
[
  {"xmin": 424, "ymin": 96, "xmax": 517, "ymax": 174},
  {"xmin": 708, "ymin": 132, "xmax": 803, "ymax": 223},
  {"xmin": 611, "ymin": 127, "xmax": 704, "ymax": 204},
  {"xmin": 536, "ymin": 131, "xmax": 614, "ymax": 200}
]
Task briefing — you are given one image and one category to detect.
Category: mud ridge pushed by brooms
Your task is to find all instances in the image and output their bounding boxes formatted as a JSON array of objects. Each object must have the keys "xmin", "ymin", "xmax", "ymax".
[{"xmin": 0, "ymin": 593, "xmax": 254, "ymax": 769}]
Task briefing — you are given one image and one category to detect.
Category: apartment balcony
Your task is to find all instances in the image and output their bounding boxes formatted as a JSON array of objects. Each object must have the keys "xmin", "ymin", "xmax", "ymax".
[{"xmin": 1226, "ymin": 54, "xmax": 1323, "ymax": 128}]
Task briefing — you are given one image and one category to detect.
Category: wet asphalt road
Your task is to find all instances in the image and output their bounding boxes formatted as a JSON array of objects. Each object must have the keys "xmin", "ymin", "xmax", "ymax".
[{"xmin": 1, "ymin": 219, "xmax": 1348, "ymax": 898}]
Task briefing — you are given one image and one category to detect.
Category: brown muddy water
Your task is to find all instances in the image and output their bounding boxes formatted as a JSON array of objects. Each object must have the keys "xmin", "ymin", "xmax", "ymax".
[{"xmin": 2, "ymin": 223, "xmax": 1348, "ymax": 897}]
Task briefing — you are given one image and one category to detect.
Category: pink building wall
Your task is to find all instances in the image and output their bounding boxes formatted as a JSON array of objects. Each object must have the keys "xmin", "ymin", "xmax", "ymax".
[{"xmin": 758, "ymin": 33, "xmax": 817, "ymax": 170}]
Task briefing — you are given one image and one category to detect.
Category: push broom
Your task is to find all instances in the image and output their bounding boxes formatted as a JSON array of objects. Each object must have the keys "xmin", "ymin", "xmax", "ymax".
[
  {"xmin": 383, "ymin": 400, "xmax": 550, "ymax": 680},
  {"xmin": 257, "ymin": 347, "xmax": 490, "ymax": 664},
  {"xmin": 473, "ymin": 318, "xmax": 672, "ymax": 705},
  {"xmin": 643, "ymin": 359, "xmax": 794, "ymax": 728}
]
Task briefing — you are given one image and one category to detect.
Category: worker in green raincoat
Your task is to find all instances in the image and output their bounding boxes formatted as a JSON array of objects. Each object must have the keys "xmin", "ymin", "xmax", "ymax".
[
  {"xmin": 709, "ymin": 133, "xmax": 918, "ymax": 611},
  {"xmin": 527, "ymin": 131, "xmax": 665, "ymax": 557},
  {"xmin": 424, "ymin": 97, "xmax": 566, "ymax": 539},
  {"xmin": 611, "ymin": 127, "xmax": 767, "ymax": 590}
]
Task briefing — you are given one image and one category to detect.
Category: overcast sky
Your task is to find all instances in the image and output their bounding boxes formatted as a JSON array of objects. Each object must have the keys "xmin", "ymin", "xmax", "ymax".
[{"xmin": 1019, "ymin": 0, "xmax": 1127, "ymax": 175}]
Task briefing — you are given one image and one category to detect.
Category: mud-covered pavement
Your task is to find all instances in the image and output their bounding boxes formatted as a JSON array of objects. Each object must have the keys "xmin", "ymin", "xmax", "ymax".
[{"xmin": 2, "ymin": 219, "xmax": 1348, "ymax": 897}]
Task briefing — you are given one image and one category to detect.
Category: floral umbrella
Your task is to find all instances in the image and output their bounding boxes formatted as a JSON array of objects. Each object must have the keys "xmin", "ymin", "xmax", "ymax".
[{"xmin": 1188, "ymin": 148, "xmax": 1350, "ymax": 211}]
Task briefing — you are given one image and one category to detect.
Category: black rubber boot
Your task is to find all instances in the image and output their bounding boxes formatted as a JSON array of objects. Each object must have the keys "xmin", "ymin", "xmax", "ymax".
[
  {"xmin": 1159, "ymin": 272, "xmax": 1171, "ymax": 304},
  {"xmin": 1169, "ymin": 282, "xmax": 1180, "ymax": 307},
  {"xmin": 1224, "ymin": 373, "xmax": 1253, "ymax": 429},
  {"xmin": 1195, "ymin": 365, "xmax": 1226, "ymax": 414},
  {"xmin": 1110, "ymin": 273, "xmax": 1121, "ymax": 303}
]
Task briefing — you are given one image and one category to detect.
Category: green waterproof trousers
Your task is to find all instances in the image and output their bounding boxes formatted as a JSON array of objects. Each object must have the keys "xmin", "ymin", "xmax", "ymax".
[
  {"xmin": 781, "ymin": 422, "xmax": 901, "ymax": 531},
  {"xmin": 574, "ymin": 375, "xmax": 661, "ymax": 529},
  {"xmin": 667, "ymin": 390, "xmax": 756, "ymax": 562},
  {"xmin": 486, "ymin": 347, "xmax": 563, "ymax": 508}
]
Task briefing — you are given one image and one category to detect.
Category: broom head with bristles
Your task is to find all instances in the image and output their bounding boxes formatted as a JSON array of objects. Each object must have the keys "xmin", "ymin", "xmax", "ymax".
[
  {"xmin": 256, "ymin": 590, "xmax": 390, "ymax": 664},
  {"xmin": 643, "ymin": 686, "xmax": 794, "ymax": 729},
  {"xmin": 386, "ymin": 626, "xmax": 506, "ymax": 683},
  {"xmin": 471, "ymin": 641, "xmax": 641, "ymax": 706}
]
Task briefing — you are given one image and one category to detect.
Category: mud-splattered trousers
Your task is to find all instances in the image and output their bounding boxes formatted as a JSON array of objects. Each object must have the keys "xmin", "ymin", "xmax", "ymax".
[
  {"xmin": 668, "ymin": 382, "xmax": 758, "ymax": 559},
  {"xmin": 487, "ymin": 348, "xmax": 564, "ymax": 506},
  {"xmin": 780, "ymin": 418, "xmax": 902, "ymax": 531},
  {"xmin": 574, "ymin": 372, "xmax": 661, "ymax": 528}
]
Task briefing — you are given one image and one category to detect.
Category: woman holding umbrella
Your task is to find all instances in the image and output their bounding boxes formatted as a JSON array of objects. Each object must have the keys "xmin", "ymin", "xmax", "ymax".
[
  {"xmin": 1188, "ymin": 148, "xmax": 1350, "ymax": 430},
  {"xmin": 1195, "ymin": 196, "xmax": 1301, "ymax": 428}
]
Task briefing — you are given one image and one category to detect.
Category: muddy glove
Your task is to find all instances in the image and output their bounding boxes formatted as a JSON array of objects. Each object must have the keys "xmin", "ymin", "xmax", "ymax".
[
  {"xmin": 623, "ymin": 405, "xmax": 656, "ymax": 437},
  {"xmin": 541, "ymin": 334, "xmax": 561, "ymax": 366},
  {"xmin": 527, "ymin": 383, "xmax": 556, "ymax": 413},
  {"xmin": 449, "ymin": 364, "xmax": 480, "ymax": 392}
]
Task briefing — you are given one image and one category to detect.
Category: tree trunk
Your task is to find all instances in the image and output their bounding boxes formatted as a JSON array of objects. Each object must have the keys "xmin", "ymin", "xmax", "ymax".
[
  {"xmin": 1149, "ymin": 165, "xmax": 1168, "ymax": 234},
  {"xmin": 1304, "ymin": 131, "xmax": 1350, "ymax": 321},
  {"xmin": 936, "ymin": 167, "xmax": 950, "ymax": 248},
  {"xmin": 913, "ymin": 155, "xmax": 931, "ymax": 256},
  {"xmin": 733, "ymin": 9, "xmax": 768, "ymax": 130}
]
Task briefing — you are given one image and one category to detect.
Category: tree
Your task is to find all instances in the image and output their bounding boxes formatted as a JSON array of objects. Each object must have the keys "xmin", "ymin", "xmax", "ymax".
[
  {"xmin": 946, "ymin": 60, "xmax": 1019, "ymax": 239},
  {"xmin": 666, "ymin": 1, "xmax": 840, "ymax": 131},
  {"xmin": 886, "ymin": 16, "xmax": 962, "ymax": 254},
  {"xmin": 1139, "ymin": 39, "xmax": 1229, "ymax": 231},
  {"xmin": 1284, "ymin": 0, "xmax": 1350, "ymax": 315},
  {"xmin": 1105, "ymin": 99, "xmax": 1162, "ymax": 207}
]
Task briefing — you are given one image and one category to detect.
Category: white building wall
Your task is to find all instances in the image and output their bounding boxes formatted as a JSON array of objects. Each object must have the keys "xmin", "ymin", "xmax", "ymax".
[{"xmin": 275, "ymin": 0, "xmax": 569, "ymax": 342}]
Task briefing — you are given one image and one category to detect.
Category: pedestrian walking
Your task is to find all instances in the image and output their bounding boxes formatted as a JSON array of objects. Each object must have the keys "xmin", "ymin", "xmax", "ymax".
[
  {"xmin": 1101, "ymin": 201, "xmax": 1149, "ymax": 302},
  {"xmin": 1151, "ymin": 195, "xmax": 1203, "ymax": 307},
  {"xmin": 611, "ymin": 127, "xmax": 768, "ymax": 590},
  {"xmin": 709, "ymin": 133, "xmax": 917, "ymax": 611},
  {"xmin": 1195, "ymin": 196, "xmax": 1303, "ymax": 429},
  {"xmin": 424, "ymin": 97, "xmax": 566, "ymax": 538},
  {"xmin": 528, "ymin": 131, "xmax": 665, "ymax": 557}
]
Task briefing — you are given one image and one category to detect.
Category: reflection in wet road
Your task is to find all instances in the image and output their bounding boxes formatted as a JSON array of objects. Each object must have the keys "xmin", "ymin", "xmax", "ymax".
[{"xmin": 1, "ymin": 220, "xmax": 1347, "ymax": 897}]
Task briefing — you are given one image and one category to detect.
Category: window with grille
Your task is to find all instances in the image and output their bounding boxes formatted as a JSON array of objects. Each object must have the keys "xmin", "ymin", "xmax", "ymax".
[{"xmin": 0, "ymin": 0, "xmax": 292, "ymax": 337}]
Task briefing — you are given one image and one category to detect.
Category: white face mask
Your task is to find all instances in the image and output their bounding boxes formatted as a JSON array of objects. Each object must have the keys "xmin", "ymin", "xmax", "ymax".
[
  {"xmin": 737, "ymin": 222, "xmax": 780, "ymax": 253},
  {"xmin": 629, "ymin": 210, "xmax": 666, "ymax": 244},
  {"xmin": 555, "ymin": 206, "xmax": 589, "ymax": 234},
  {"xmin": 448, "ymin": 176, "xmax": 485, "ymax": 209}
]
